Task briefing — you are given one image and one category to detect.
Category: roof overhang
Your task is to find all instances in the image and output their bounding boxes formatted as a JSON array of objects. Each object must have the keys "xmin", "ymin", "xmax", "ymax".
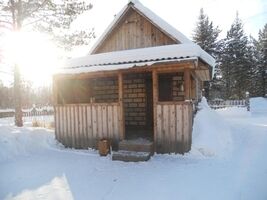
[{"xmin": 59, "ymin": 44, "xmax": 215, "ymax": 74}]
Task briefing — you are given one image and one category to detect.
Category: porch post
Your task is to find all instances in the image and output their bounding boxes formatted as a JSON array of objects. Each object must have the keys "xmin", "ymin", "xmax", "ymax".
[
  {"xmin": 52, "ymin": 76, "xmax": 58, "ymax": 106},
  {"xmin": 152, "ymin": 70, "xmax": 158, "ymax": 148},
  {"xmin": 52, "ymin": 76, "xmax": 58, "ymax": 140},
  {"xmin": 118, "ymin": 72, "xmax": 125, "ymax": 140},
  {"xmin": 184, "ymin": 68, "xmax": 191, "ymax": 100}
]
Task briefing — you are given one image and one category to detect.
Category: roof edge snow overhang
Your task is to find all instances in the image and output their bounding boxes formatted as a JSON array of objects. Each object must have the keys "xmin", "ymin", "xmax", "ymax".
[
  {"xmin": 64, "ymin": 44, "xmax": 215, "ymax": 70},
  {"xmin": 56, "ymin": 57, "xmax": 198, "ymax": 76}
]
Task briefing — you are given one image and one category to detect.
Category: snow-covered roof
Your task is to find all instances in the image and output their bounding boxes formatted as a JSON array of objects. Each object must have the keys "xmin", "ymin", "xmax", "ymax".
[
  {"xmin": 89, "ymin": 0, "xmax": 192, "ymax": 54},
  {"xmin": 58, "ymin": 43, "xmax": 215, "ymax": 75}
]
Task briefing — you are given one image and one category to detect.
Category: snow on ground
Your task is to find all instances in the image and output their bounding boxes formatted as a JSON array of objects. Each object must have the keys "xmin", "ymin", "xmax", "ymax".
[
  {"xmin": 1, "ymin": 98, "xmax": 267, "ymax": 200},
  {"xmin": 192, "ymin": 98, "xmax": 232, "ymax": 157},
  {"xmin": 250, "ymin": 97, "xmax": 267, "ymax": 114}
]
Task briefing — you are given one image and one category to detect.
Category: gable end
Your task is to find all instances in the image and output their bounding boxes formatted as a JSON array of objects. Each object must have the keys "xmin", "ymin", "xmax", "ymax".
[{"xmin": 91, "ymin": 5, "xmax": 180, "ymax": 54}]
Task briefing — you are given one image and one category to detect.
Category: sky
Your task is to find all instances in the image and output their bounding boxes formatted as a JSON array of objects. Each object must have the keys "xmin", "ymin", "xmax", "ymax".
[
  {"xmin": 73, "ymin": 0, "xmax": 267, "ymax": 52},
  {"xmin": 0, "ymin": 0, "xmax": 266, "ymax": 86}
]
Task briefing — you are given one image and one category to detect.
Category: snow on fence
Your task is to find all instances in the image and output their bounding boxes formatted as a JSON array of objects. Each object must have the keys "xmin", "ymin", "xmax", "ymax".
[
  {"xmin": 209, "ymin": 99, "xmax": 250, "ymax": 110},
  {"xmin": 0, "ymin": 106, "xmax": 54, "ymax": 126}
]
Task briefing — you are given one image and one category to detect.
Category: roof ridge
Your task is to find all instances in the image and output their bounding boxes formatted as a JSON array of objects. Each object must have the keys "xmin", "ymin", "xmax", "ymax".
[{"xmin": 89, "ymin": 1, "xmax": 192, "ymax": 54}]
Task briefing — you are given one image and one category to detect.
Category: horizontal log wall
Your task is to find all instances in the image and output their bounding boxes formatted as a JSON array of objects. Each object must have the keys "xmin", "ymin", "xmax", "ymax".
[
  {"xmin": 55, "ymin": 103, "xmax": 121, "ymax": 149},
  {"xmin": 155, "ymin": 103, "xmax": 193, "ymax": 154}
]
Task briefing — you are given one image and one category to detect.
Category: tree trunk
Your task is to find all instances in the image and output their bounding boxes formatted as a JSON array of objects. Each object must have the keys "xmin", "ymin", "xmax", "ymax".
[
  {"xmin": 14, "ymin": 64, "xmax": 23, "ymax": 127},
  {"xmin": 11, "ymin": 0, "xmax": 23, "ymax": 127}
]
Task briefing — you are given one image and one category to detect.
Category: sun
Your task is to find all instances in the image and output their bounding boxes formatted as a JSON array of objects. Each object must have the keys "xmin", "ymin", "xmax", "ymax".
[{"xmin": 3, "ymin": 31, "xmax": 61, "ymax": 86}]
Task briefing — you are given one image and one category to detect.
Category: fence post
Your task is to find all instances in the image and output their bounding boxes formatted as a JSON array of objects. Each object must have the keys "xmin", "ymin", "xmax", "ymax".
[{"xmin": 245, "ymin": 91, "xmax": 250, "ymax": 111}]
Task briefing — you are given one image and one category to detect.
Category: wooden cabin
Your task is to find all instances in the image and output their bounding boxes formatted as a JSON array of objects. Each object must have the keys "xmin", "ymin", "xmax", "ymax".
[{"xmin": 53, "ymin": 0, "xmax": 215, "ymax": 156}]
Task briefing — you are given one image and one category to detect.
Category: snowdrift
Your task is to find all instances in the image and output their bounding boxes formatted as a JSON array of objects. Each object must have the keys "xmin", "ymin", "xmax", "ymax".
[
  {"xmin": 192, "ymin": 98, "xmax": 232, "ymax": 157},
  {"xmin": 0, "ymin": 126, "xmax": 56, "ymax": 162},
  {"xmin": 250, "ymin": 97, "xmax": 267, "ymax": 114}
]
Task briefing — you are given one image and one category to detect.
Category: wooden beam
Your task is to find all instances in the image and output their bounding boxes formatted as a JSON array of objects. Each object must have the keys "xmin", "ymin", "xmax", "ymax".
[
  {"xmin": 52, "ymin": 76, "xmax": 58, "ymax": 106},
  {"xmin": 152, "ymin": 70, "xmax": 158, "ymax": 148},
  {"xmin": 184, "ymin": 68, "xmax": 191, "ymax": 100},
  {"xmin": 118, "ymin": 72, "xmax": 125, "ymax": 140}
]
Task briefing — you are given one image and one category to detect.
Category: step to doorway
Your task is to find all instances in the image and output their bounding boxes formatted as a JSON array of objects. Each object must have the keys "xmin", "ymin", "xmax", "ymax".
[{"xmin": 112, "ymin": 139, "xmax": 154, "ymax": 162}]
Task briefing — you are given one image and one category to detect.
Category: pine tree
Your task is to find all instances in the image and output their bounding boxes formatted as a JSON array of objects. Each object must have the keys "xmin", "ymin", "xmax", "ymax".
[
  {"xmin": 192, "ymin": 8, "xmax": 221, "ymax": 99},
  {"xmin": 0, "ymin": 0, "xmax": 94, "ymax": 126},
  {"xmin": 193, "ymin": 8, "xmax": 221, "ymax": 57},
  {"xmin": 256, "ymin": 24, "xmax": 267, "ymax": 96},
  {"xmin": 219, "ymin": 14, "xmax": 252, "ymax": 99}
]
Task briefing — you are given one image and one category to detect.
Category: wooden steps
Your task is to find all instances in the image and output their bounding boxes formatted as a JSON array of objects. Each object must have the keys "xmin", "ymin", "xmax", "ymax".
[{"xmin": 112, "ymin": 139, "xmax": 154, "ymax": 162}]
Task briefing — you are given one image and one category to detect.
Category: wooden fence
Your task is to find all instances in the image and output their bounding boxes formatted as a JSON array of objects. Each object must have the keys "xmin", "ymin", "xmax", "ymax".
[
  {"xmin": 209, "ymin": 99, "xmax": 249, "ymax": 110},
  {"xmin": 54, "ymin": 103, "xmax": 121, "ymax": 149},
  {"xmin": 0, "ymin": 107, "xmax": 54, "ymax": 119},
  {"xmin": 155, "ymin": 102, "xmax": 193, "ymax": 154}
]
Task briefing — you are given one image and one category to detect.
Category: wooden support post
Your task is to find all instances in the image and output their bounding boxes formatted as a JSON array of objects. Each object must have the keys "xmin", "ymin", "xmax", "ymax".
[
  {"xmin": 53, "ymin": 76, "xmax": 58, "ymax": 139},
  {"xmin": 152, "ymin": 70, "xmax": 158, "ymax": 148},
  {"xmin": 53, "ymin": 76, "xmax": 58, "ymax": 106},
  {"xmin": 118, "ymin": 72, "xmax": 125, "ymax": 140},
  {"xmin": 184, "ymin": 68, "xmax": 191, "ymax": 100}
]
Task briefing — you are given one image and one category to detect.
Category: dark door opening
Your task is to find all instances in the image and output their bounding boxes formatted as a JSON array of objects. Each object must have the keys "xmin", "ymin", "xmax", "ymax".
[{"xmin": 123, "ymin": 72, "xmax": 153, "ymax": 141}]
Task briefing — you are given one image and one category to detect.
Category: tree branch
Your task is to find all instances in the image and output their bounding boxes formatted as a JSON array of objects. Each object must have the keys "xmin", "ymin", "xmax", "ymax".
[
  {"xmin": 25, "ymin": 0, "xmax": 49, "ymax": 17},
  {"xmin": 23, "ymin": 17, "xmax": 43, "ymax": 26},
  {"xmin": 0, "ymin": 20, "xmax": 12, "ymax": 25}
]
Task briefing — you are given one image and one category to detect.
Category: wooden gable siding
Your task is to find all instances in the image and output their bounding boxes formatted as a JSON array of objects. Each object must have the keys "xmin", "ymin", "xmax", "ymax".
[{"xmin": 93, "ymin": 8, "xmax": 177, "ymax": 54}]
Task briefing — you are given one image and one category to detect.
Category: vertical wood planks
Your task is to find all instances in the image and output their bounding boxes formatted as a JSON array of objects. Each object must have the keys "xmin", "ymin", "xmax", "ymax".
[
  {"xmin": 169, "ymin": 104, "xmax": 176, "ymax": 152},
  {"xmin": 54, "ymin": 104, "xmax": 121, "ymax": 149},
  {"xmin": 155, "ymin": 103, "xmax": 193, "ymax": 154},
  {"xmin": 55, "ymin": 106, "xmax": 60, "ymax": 141},
  {"xmin": 113, "ymin": 105, "xmax": 119, "ymax": 141},
  {"xmin": 97, "ymin": 105, "xmax": 103, "ymax": 141},
  {"xmin": 75, "ymin": 106, "xmax": 80, "ymax": 148},
  {"xmin": 176, "ymin": 105, "xmax": 183, "ymax": 153},
  {"xmin": 152, "ymin": 70, "xmax": 158, "ymax": 150},
  {"xmin": 156, "ymin": 105, "xmax": 162, "ymax": 152},
  {"xmin": 162, "ymin": 104, "xmax": 169, "ymax": 153},
  {"xmin": 86, "ymin": 106, "xmax": 93, "ymax": 147},
  {"xmin": 107, "ymin": 105, "xmax": 114, "ymax": 142},
  {"xmin": 92, "ymin": 104, "xmax": 98, "ymax": 144},
  {"xmin": 102, "ymin": 106, "xmax": 108, "ymax": 138},
  {"xmin": 70, "ymin": 106, "xmax": 75, "ymax": 147},
  {"xmin": 82, "ymin": 106, "xmax": 87, "ymax": 148},
  {"xmin": 93, "ymin": 9, "xmax": 176, "ymax": 54},
  {"xmin": 118, "ymin": 73, "xmax": 125, "ymax": 140}
]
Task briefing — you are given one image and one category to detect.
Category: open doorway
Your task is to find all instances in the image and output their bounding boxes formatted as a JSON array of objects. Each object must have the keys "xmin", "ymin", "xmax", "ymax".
[{"xmin": 123, "ymin": 72, "xmax": 153, "ymax": 141}]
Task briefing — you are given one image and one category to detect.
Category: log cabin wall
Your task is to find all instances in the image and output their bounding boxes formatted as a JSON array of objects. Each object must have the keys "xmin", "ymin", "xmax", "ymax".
[
  {"xmin": 93, "ymin": 8, "xmax": 177, "ymax": 54},
  {"xmin": 57, "ymin": 77, "xmax": 118, "ymax": 104},
  {"xmin": 91, "ymin": 77, "xmax": 118, "ymax": 103},
  {"xmin": 123, "ymin": 73, "xmax": 154, "ymax": 140},
  {"xmin": 158, "ymin": 72, "xmax": 185, "ymax": 101},
  {"xmin": 123, "ymin": 73, "xmax": 148, "ymax": 127}
]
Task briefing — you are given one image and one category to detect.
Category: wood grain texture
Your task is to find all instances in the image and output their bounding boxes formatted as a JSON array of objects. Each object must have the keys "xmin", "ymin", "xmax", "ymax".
[
  {"xmin": 155, "ymin": 103, "xmax": 193, "ymax": 154},
  {"xmin": 55, "ymin": 104, "xmax": 121, "ymax": 149},
  {"xmin": 93, "ymin": 8, "xmax": 176, "ymax": 54}
]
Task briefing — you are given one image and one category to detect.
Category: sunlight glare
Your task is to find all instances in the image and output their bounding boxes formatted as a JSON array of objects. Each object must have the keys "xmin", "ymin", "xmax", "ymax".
[{"xmin": 4, "ymin": 31, "xmax": 60, "ymax": 86}]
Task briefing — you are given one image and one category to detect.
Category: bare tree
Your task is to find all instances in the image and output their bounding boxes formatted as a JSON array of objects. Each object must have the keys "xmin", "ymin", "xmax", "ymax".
[{"xmin": 0, "ymin": 0, "xmax": 94, "ymax": 126}]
